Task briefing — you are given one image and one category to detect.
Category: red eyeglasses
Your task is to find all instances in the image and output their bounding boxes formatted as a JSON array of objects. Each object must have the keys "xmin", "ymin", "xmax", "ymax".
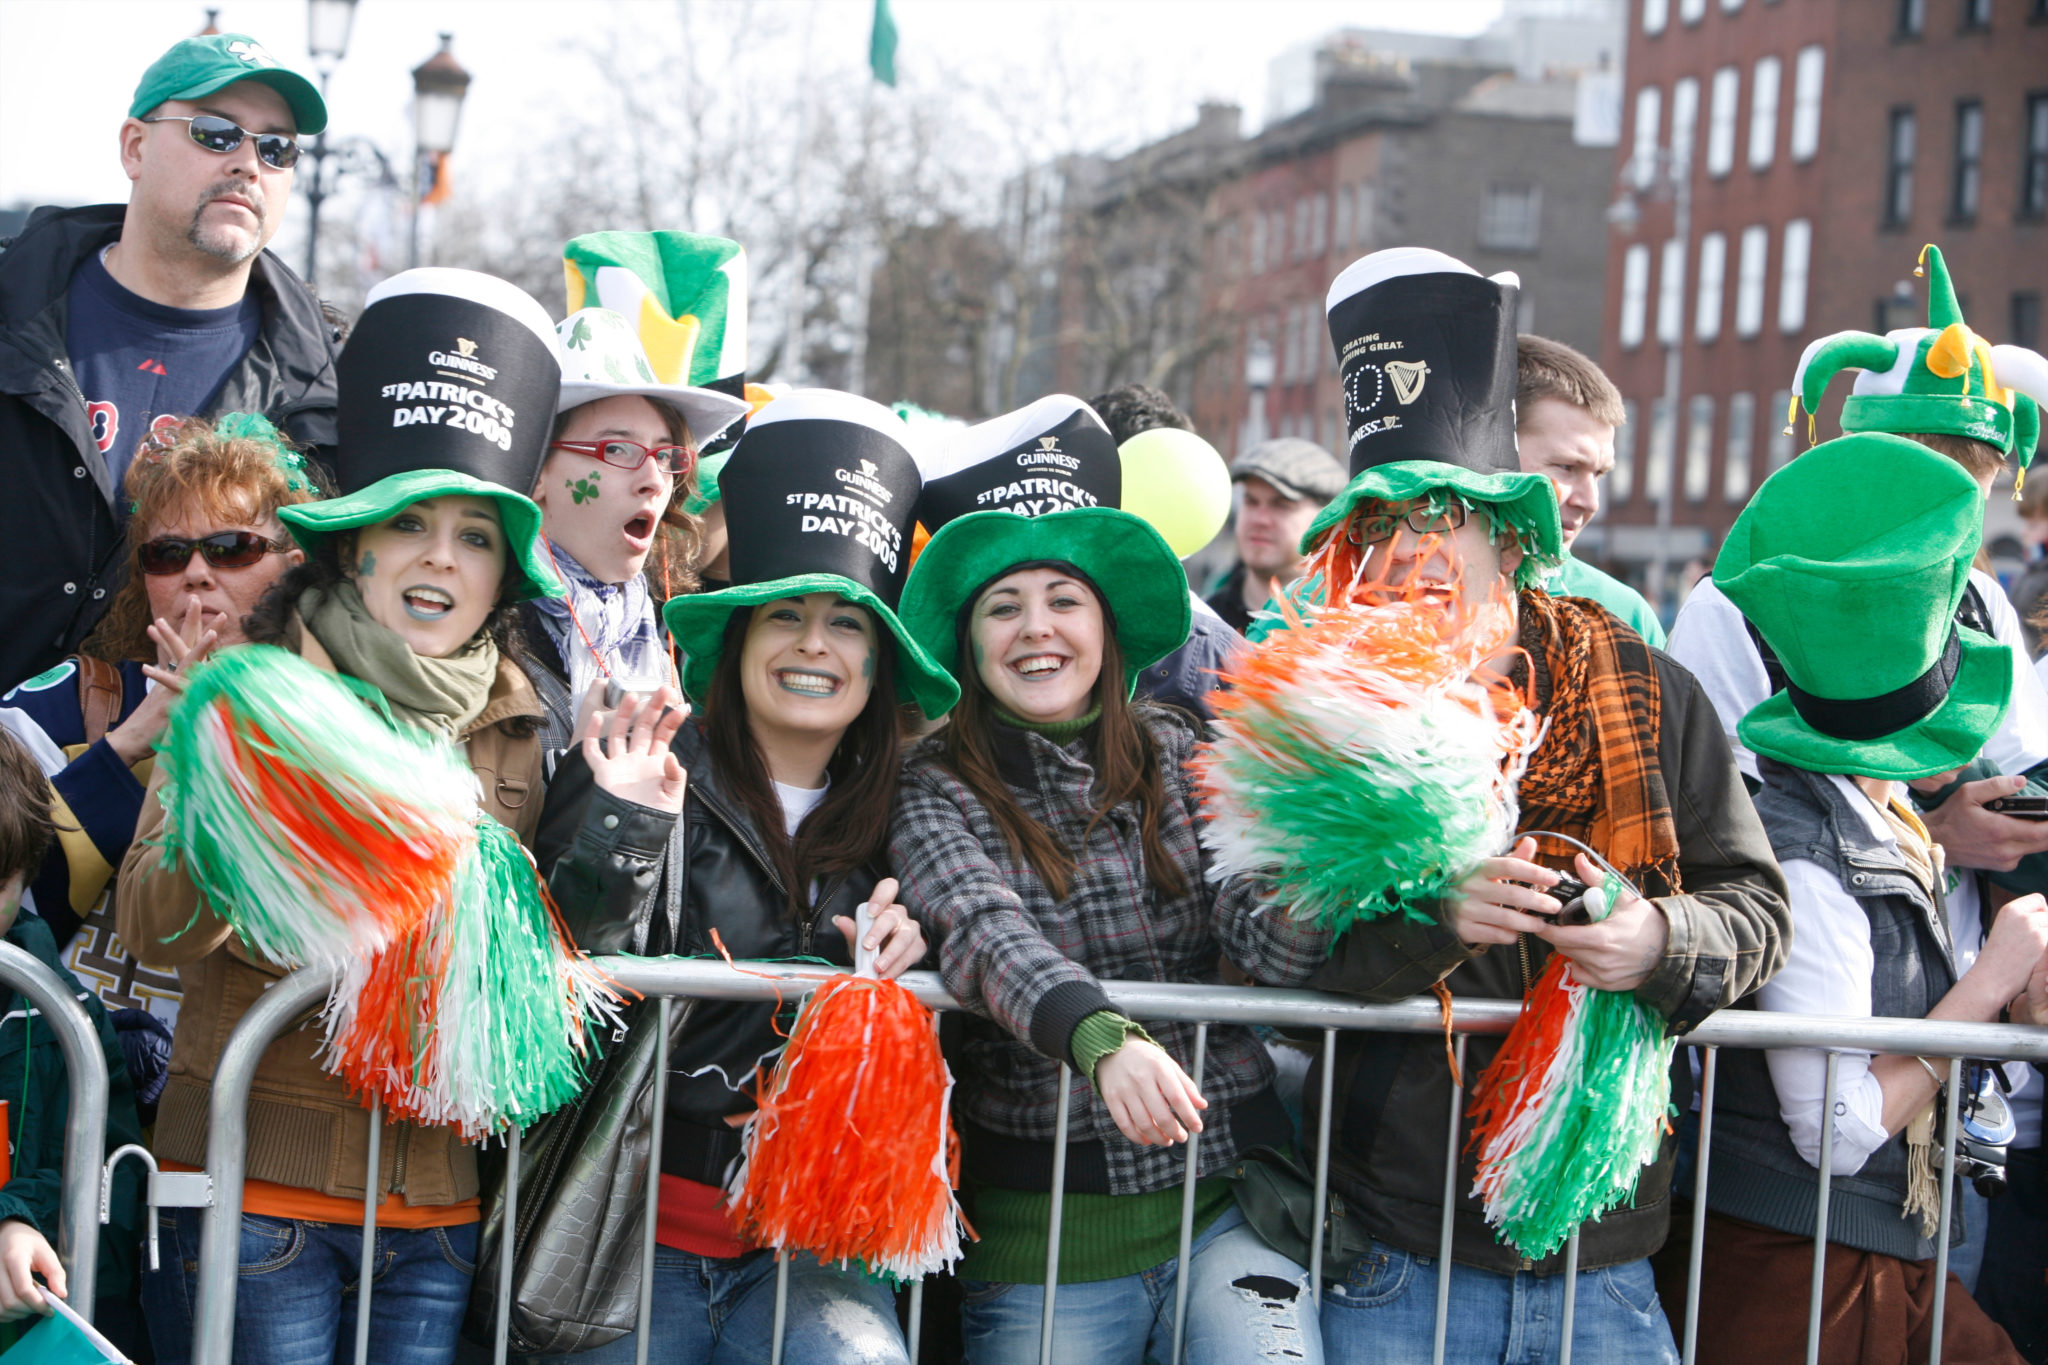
[
  {"xmin": 550, "ymin": 440, "xmax": 696, "ymax": 476},
  {"xmin": 137, "ymin": 531, "xmax": 293, "ymax": 575}
]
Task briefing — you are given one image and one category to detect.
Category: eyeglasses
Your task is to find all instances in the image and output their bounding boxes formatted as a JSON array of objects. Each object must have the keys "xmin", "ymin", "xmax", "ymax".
[
  {"xmin": 549, "ymin": 440, "xmax": 696, "ymax": 477},
  {"xmin": 141, "ymin": 115, "xmax": 301, "ymax": 170},
  {"xmin": 137, "ymin": 531, "xmax": 292, "ymax": 576},
  {"xmin": 1344, "ymin": 504, "xmax": 1470, "ymax": 547}
]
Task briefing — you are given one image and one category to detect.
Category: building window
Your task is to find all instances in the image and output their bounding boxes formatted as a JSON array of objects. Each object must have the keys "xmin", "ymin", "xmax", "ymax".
[
  {"xmin": 2024, "ymin": 95, "xmax": 2048, "ymax": 219},
  {"xmin": 1614, "ymin": 400, "xmax": 1638, "ymax": 504},
  {"xmin": 1898, "ymin": 0, "xmax": 1926, "ymax": 35},
  {"xmin": 1681, "ymin": 0, "xmax": 1706, "ymax": 23},
  {"xmin": 1307, "ymin": 302, "xmax": 1328, "ymax": 379},
  {"xmin": 1645, "ymin": 0, "xmax": 1670, "ymax": 34},
  {"xmin": 1479, "ymin": 184, "xmax": 1543, "ymax": 250},
  {"xmin": 1790, "ymin": 45, "xmax": 1826, "ymax": 161},
  {"xmin": 1311, "ymin": 193, "xmax": 1329, "ymax": 256},
  {"xmin": 1725, "ymin": 392, "xmax": 1756, "ymax": 503},
  {"xmin": 1736, "ymin": 224, "xmax": 1769, "ymax": 337},
  {"xmin": 1633, "ymin": 85, "xmax": 1663, "ymax": 186},
  {"xmin": 1333, "ymin": 187, "xmax": 1352, "ymax": 252},
  {"xmin": 1722, "ymin": 0, "xmax": 1745, "ymax": 10},
  {"xmin": 1886, "ymin": 107, "xmax": 1917, "ymax": 225},
  {"xmin": 1685, "ymin": 395, "xmax": 1715, "ymax": 504},
  {"xmin": 1708, "ymin": 66, "xmax": 1741, "ymax": 176},
  {"xmin": 1280, "ymin": 305, "xmax": 1301, "ymax": 384},
  {"xmin": 1952, "ymin": 101, "xmax": 1984, "ymax": 221},
  {"xmin": 1646, "ymin": 397, "xmax": 1676, "ymax": 503},
  {"xmin": 2014, "ymin": 291, "xmax": 2043, "ymax": 349},
  {"xmin": 1767, "ymin": 389, "xmax": 1796, "ymax": 470},
  {"xmin": 1696, "ymin": 232, "xmax": 1727, "ymax": 341},
  {"xmin": 1248, "ymin": 212, "xmax": 1266, "ymax": 274},
  {"xmin": 1271, "ymin": 209, "xmax": 1287, "ymax": 266},
  {"xmin": 1962, "ymin": 0, "xmax": 1992, "ymax": 28},
  {"xmin": 1779, "ymin": 219, "xmax": 1812, "ymax": 332},
  {"xmin": 1671, "ymin": 76, "xmax": 1700, "ymax": 168},
  {"xmin": 1749, "ymin": 56, "xmax": 1781, "ymax": 169},
  {"xmin": 1352, "ymin": 183, "xmax": 1376, "ymax": 248},
  {"xmin": 1657, "ymin": 237, "xmax": 1687, "ymax": 345},
  {"xmin": 1620, "ymin": 244, "xmax": 1651, "ymax": 348}
]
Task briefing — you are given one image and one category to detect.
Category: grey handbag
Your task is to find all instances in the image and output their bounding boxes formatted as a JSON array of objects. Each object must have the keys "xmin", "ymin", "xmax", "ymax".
[{"xmin": 465, "ymin": 810, "xmax": 692, "ymax": 1355}]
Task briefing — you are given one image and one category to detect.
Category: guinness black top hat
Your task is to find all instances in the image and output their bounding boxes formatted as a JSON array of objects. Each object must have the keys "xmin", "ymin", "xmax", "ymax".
[
  {"xmin": 278, "ymin": 268, "xmax": 565, "ymax": 598},
  {"xmin": 661, "ymin": 390, "xmax": 959, "ymax": 717},
  {"xmin": 900, "ymin": 395, "xmax": 1191, "ymax": 694},
  {"xmin": 1302, "ymin": 248, "xmax": 1561, "ymax": 578}
]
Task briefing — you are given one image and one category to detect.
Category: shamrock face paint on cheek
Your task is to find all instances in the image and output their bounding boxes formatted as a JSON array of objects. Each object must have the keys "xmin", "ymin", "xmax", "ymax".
[
  {"xmin": 863, "ymin": 646, "xmax": 876, "ymax": 681},
  {"xmin": 356, "ymin": 551, "xmax": 376, "ymax": 578},
  {"xmin": 569, "ymin": 470, "xmax": 602, "ymax": 505}
]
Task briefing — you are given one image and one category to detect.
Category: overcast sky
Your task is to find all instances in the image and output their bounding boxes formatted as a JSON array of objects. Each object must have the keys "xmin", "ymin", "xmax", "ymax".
[{"xmin": 0, "ymin": 0, "xmax": 1505, "ymax": 211}]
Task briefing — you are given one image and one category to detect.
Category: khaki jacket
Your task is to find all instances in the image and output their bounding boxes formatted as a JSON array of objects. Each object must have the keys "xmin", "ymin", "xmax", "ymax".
[{"xmin": 116, "ymin": 624, "xmax": 543, "ymax": 1205}]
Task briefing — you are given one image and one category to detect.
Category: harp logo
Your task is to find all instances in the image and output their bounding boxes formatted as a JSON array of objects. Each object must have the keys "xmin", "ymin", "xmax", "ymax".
[{"xmin": 1386, "ymin": 359, "xmax": 1430, "ymax": 405}]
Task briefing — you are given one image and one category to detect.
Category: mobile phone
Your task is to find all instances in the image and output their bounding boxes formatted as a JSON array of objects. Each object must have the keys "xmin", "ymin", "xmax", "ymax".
[
  {"xmin": 1985, "ymin": 795, "xmax": 2048, "ymax": 821},
  {"xmin": 1526, "ymin": 874, "xmax": 1593, "ymax": 926}
]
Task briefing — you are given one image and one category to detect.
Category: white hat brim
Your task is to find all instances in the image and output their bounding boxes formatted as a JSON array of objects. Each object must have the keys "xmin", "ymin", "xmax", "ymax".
[{"xmin": 555, "ymin": 380, "xmax": 750, "ymax": 442}]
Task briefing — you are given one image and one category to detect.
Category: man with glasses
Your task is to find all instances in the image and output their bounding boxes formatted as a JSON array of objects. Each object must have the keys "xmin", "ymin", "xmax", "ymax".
[{"xmin": 0, "ymin": 32, "xmax": 337, "ymax": 691}]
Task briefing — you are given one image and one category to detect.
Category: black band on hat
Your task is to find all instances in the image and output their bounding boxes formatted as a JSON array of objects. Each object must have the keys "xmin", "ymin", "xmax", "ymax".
[
  {"xmin": 918, "ymin": 407, "xmax": 1121, "ymax": 533},
  {"xmin": 720, "ymin": 417, "xmax": 921, "ymax": 606},
  {"xmin": 1785, "ymin": 626, "xmax": 1962, "ymax": 742},
  {"xmin": 335, "ymin": 292, "xmax": 560, "ymax": 496}
]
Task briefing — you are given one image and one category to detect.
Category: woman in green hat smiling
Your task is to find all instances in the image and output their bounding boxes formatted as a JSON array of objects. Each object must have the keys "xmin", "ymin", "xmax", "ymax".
[
  {"xmin": 116, "ymin": 268, "xmax": 566, "ymax": 1364},
  {"xmin": 533, "ymin": 389, "xmax": 949, "ymax": 1364},
  {"xmin": 887, "ymin": 395, "xmax": 1333, "ymax": 1365}
]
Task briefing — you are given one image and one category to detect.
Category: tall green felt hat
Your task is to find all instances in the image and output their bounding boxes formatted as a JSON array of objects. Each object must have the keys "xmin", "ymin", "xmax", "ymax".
[
  {"xmin": 1716, "ymin": 432, "xmax": 2010, "ymax": 780},
  {"xmin": 900, "ymin": 396, "xmax": 1191, "ymax": 695},
  {"xmin": 660, "ymin": 390, "xmax": 958, "ymax": 718},
  {"xmin": 1789, "ymin": 244, "xmax": 2047, "ymax": 473},
  {"xmin": 278, "ymin": 269, "xmax": 564, "ymax": 600},
  {"xmin": 1303, "ymin": 248, "xmax": 1562, "ymax": 584}
]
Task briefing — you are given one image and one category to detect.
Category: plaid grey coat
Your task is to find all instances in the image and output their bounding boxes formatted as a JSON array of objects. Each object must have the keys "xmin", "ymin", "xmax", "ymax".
[{"xmin": 889, "ymin": 708, "xmax": 1333, "ymax": 1197}]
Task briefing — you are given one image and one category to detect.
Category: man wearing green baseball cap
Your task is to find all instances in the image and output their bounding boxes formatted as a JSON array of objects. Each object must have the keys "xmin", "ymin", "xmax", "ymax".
[{"xmin": 0, "ymin": 30, "xmax": 336, "ymax": 693}]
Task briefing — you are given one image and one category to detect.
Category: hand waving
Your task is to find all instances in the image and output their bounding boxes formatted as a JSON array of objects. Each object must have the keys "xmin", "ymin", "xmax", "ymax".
[{"xmin": 578, "ymin": 689, "xmax": 689, "ymax": 813}]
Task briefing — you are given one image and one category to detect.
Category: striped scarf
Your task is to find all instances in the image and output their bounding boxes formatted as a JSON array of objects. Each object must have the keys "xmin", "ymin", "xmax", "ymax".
[{"xmin": 1514, "ymin": 589, "xmax": 1682, "ymax": 894}]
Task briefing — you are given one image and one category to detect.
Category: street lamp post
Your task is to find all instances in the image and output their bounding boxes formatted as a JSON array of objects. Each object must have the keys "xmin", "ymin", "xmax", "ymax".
[
  {"xmin": 300, "ymin": 0, "xmax": 360, "ymax": 285},
  {"xmin": 409, "ymin": 34, "xmax": 472, "ymax": 269}
]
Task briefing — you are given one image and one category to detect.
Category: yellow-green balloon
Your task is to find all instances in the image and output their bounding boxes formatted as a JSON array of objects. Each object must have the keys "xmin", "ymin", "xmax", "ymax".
[{"xmin": 1118, "ymin": 427, "xmax": 1231, "ymax": 558}]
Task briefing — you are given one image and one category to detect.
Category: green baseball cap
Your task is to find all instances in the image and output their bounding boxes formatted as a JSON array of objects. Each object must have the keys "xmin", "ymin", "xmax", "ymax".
[{"xmin": 130, "ymin": 33, "xmax": 327, "ymax": 136}]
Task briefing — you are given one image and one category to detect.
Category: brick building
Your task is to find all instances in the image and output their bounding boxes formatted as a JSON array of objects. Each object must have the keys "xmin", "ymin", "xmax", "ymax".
[{"xmin": 1593, "ymin": 0, "xmax": 2048, "ymax": 603}]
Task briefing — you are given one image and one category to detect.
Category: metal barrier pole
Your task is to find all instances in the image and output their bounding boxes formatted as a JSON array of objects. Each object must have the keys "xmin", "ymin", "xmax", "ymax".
[
  {"xmin": 1432, "ymin": 1033, "xmax": 1469, "ymax": 1365},
  {"xmin": 1311, "ymin": 1028, "xmax": 1336, "ymax": 1309},
  {"xmin": 493, "ymin": 1126, "xmax": 520, "ymax": 1365},
  {"xmin": 907, "ymin": 1276, "xmax": 925, "ymax": 1362},
  {"xmin": 193, "ymin": 965, "xmax": 334, "ymax": 1364},
  {"xmin": 1169, "ymin": 1023, "xmax": 1210, "ymax": 1364},
  {"xmin": 0, "ymin": 942, "xmax": 110, "ymax": 1311},
  {"xmin": 1805, "ymin": 1052, "xmax": 1839, "ymax": 1365},
  {"xmin": 352, "ymin": 1096, "xmax": 382, "ymax": 1365},
  {"xmin": 769, "ymin": 1247, "xmax": 790, "ymax": 1365},
  {"xmin": 1559, "ymin": 1228, "xmax": 1580, "ymax": 1365},
  {"xmin": 636, "ymin": 995, "xmax": 672, "ymax": 1365},
  {"xmin": 1039, "ymin": 1062, "xmax": 1073, "ymax": 1365},
  {"xmin": 1681, "ymin": 1046, "xmax": 1718, "ymax": 1365},
  {"xmin": 1928, "ymin": 1055, "xmax": 1962, "ymax": 1365}
]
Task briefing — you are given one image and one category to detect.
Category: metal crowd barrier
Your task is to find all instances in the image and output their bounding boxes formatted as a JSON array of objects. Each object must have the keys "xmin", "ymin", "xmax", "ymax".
[{"xmin": 174, "ymin": 958, "xmax": 2048, "ymax": 1365}]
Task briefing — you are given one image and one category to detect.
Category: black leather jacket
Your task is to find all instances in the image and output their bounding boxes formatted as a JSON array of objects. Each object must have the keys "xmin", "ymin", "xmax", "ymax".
[{"xmin": 537, "ymin": 719, "xmax": 872, "ymax": 1187}]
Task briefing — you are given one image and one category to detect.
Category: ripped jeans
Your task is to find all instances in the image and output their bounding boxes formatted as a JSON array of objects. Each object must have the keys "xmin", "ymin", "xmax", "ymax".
[{"xmin": 958, "ymin": 1204, "xmax": 1322, "ymax": 1365}]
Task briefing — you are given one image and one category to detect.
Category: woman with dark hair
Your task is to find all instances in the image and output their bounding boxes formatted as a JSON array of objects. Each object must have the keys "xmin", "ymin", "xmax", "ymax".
[
  {"xmin": 886, "ymin": 398, "xmax": 1332, "ymax": 1365},
  {"xmin": 116, "ymin": 269, "xmax": 569, "ymax": 1365},
  {"xmin": 536, "ymin": 390, "xmax": 955, "ymax": 1364}
]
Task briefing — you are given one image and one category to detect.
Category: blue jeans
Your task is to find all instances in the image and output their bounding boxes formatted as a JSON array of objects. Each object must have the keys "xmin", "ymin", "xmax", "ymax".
[
  {"xmin": 142, "ymin": 1208, "xmax": 478, "ymax": 1365},
  {"xmin": 958, "ymin": 1204, "xmax": 1322, "ymax": 1365},
  {"xmin": 565, "ymin": 1245, "xmax": 906, "ymax": 1365},
  {"xmin": 1321, "ymin": 1239, "xmax": 1678, "ymax": 1365}
]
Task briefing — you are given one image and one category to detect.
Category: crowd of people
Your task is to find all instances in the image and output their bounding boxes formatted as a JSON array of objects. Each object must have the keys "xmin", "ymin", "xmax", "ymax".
[{"xmin": 0, "ymin": 28, "xmax": 2046, "ymax": 1365}]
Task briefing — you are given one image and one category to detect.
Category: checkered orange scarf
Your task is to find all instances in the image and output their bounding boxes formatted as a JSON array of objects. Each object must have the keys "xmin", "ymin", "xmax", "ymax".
[{"xmin": 1514, "ymin": 589, "xmax": 1683, "ymax": 895}]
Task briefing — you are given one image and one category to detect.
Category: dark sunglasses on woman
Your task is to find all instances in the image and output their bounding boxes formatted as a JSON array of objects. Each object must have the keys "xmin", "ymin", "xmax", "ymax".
[
  {"xmin": 549, "ymin": 440, "xmax": 696, "ymax": 476},
  {"xmin": 138, "ymin": 531, "xmax": 293, "ymax": 576},
  {"xmin": 140, "ymin": 114, "xmax": 301, "ymax": 170}
]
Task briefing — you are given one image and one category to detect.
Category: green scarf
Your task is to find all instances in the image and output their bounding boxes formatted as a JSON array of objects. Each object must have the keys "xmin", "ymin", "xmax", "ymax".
[
  {"xmin": 993, "ymin": 703, "xmax": 1102, "ymax": 744},
  {"xmin": 299, "ymin": 581, "xmax": 499, "ymax": 738}
]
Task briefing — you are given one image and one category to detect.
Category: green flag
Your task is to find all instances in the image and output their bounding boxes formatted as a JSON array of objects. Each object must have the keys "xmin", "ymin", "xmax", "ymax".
[{"xmin": 869, "ymin": 0, "xmax": 898, "ymax": 86}]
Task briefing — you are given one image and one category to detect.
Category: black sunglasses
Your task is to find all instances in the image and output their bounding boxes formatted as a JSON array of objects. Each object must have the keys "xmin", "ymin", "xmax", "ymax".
[
  {"xmin": 138, "ymin": 531, "xmax": 292, "ymax": 576},
  {"xmin": 141, "ymin": 114, "xmax": 301, "ymax": 170}
]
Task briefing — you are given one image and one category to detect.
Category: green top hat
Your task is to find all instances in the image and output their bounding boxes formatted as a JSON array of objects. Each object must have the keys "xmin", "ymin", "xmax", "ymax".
[
  {"xmin": 1789, "ymin": 244, "xmax": 2046, "ymax": 472},
  {"xmin": 1303, "ymin": 248, "xmax": 1562, "ymax": 584},
  {"xmin": 130, "ymin": 32, "xmax": 327, "ymax": 134},
  {"xmin": 278, "ymin": 269, "xmax": 564, "ymax": 600},
  {"xmin": 1716, "ymin": 431, "xmax": 2011, "ymax": 780},
  {"xmin": 661, "ymin": 390, "xmax": 959, "ymax": 718},
  {"xmin": 899, "ymin": 396, "xmax": 1191, "ymax": 697}
]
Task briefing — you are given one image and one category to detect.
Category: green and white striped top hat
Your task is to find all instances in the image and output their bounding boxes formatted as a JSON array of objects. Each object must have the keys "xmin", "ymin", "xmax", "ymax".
[
  {"xmin": 554, "ymin": 307, "xmax": 749, "ymax": 447},
  {"xmin": 1789, "ymin": 244, "xmax": 2047, "ymax": 476}
]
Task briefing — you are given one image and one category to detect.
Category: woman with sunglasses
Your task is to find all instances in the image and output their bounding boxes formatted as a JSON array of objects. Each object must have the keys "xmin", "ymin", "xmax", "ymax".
[
  {"xmin": 519, "ymin": 303, "xmax": 748, "ymax": 759},
  {"xmin": 116, "ymin": 270, "xmax": 569, "ymax": 1365},
  {"xmin": 0, "ymin": 413, "xmax": 316, "ymax": 1107}
]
